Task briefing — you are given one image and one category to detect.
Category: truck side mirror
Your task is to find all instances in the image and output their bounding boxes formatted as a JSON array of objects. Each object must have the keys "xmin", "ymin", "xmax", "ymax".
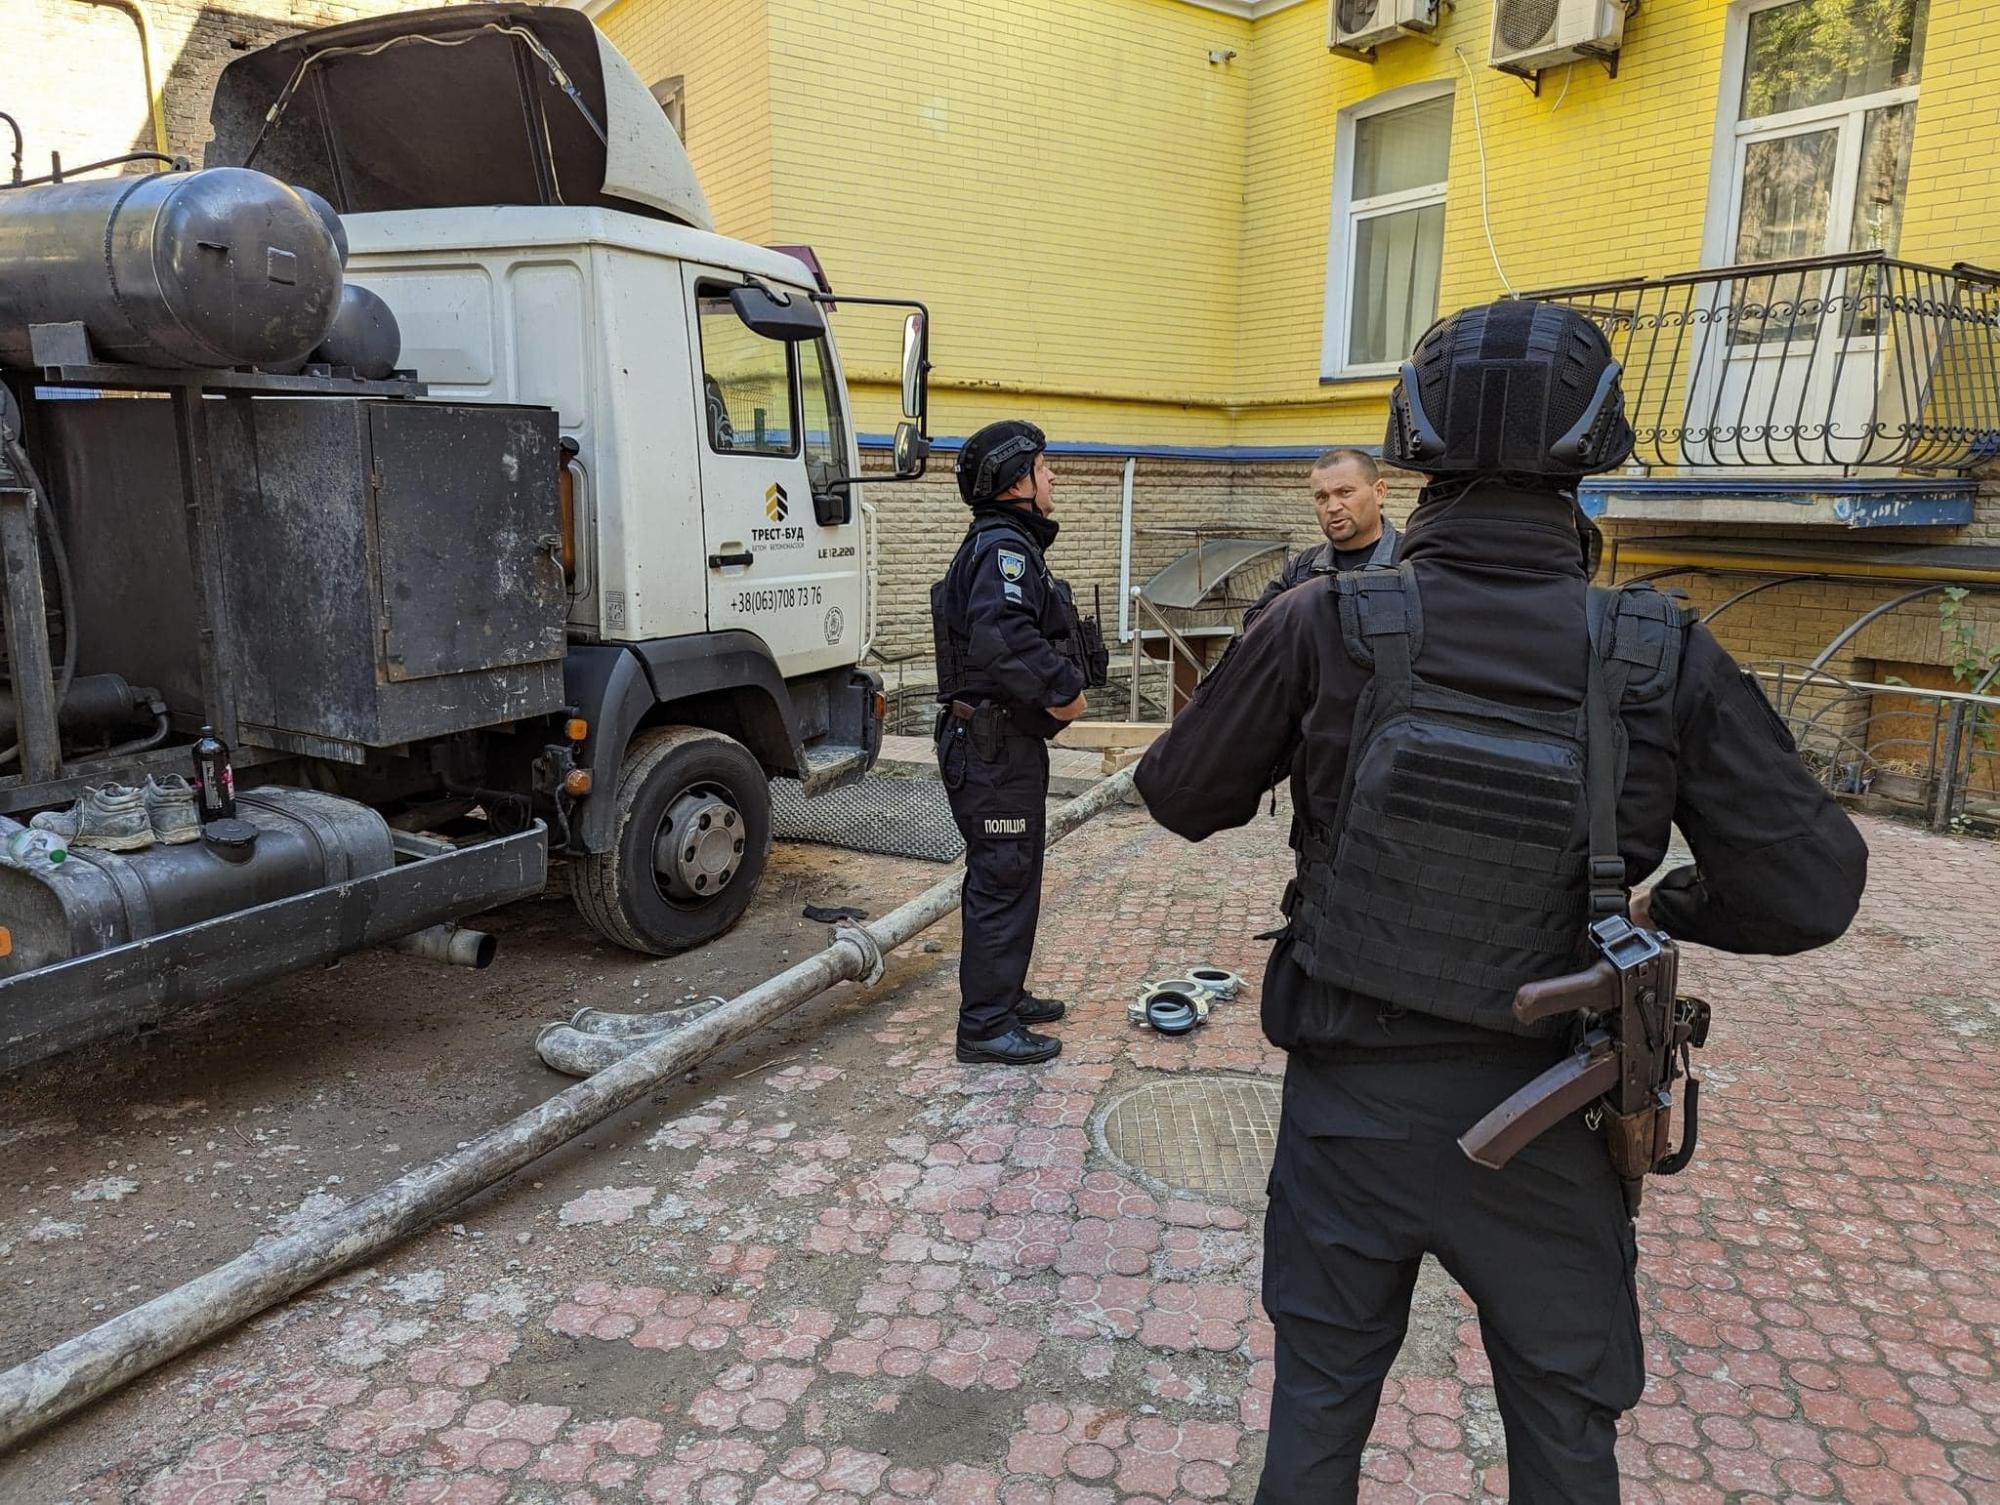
[
  {"xmin": 893, "ymin": 420, "xmax": 929, "ymax": 480},
  {"xmin": 901, "ymin": 311, "xmax": 929, "ymax": 421},
  {"xmin": 729, "ymin": 283, "xmax": 826, "ymax": 342}
]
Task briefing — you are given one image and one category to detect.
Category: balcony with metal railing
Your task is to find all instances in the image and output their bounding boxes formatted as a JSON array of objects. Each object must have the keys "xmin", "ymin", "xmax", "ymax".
[{"xmin": 1525, "ymin": 252, "xmax": 2000, "ymax": 529}]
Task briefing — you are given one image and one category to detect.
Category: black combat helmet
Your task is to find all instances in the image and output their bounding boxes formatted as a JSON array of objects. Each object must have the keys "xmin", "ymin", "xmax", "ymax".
[
  {"xmin": 1384, "ymin": 300, "xmax": 1634, "ymax": 481},
  {"xmin": 956, "ymin": 420, "xmax": 1047, "ymax": 506}
]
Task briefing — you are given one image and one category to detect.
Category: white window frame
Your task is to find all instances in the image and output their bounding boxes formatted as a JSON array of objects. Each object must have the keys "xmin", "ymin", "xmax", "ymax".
[
  {"xmin": 1320, "ymin": 79, "xmax": 1455, "ymax": 382},
  {"xmin": 1701, "ymin": 0, "xmax": 1922, "ymax": 269},
  {"xmin": 652, "ymin": 75, "xmax": 686, "ymax": 143}
]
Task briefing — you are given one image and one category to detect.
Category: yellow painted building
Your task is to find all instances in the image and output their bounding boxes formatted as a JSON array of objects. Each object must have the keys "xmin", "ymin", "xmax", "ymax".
[
  {"xmin": 581, "ymin": 0, "xmax": 2000, "ymax": 819},
  {"xmin": 580, "ymin": 0, "xmax": 2000, "ymax": 455}
]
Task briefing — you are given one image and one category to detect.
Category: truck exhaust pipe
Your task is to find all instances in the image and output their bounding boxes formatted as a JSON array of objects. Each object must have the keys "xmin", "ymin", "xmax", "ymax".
[
  {"xmin": 0, "ymin": 769, "xmax": 1139, "ymax": 1451},
  {"xmin": 389, "ymin": 923, "xmax": 497, "ymax": 970}
]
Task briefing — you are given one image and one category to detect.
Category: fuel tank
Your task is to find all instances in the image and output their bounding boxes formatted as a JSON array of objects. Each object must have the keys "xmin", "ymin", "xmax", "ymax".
[
  {"xmin": 0, "ymin": 786, "xmax": 394, "ymax": 976},
  {"xmin": 311, "ymin": 283, "xmax": 400, "ymax": 379},
  {"xmin": 0, "ymin": 168, "xmax": 343, "ymax": 370}
]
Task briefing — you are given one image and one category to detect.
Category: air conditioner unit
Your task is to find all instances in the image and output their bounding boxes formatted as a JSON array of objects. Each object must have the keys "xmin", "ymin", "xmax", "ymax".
[
  {"xmin": 1489, "ymin": 0, "xmax": 1628, "ymax": 76},
  {"xmin": 1330, "ymin": 0, "xmax": 1442, "ymax": 59}
]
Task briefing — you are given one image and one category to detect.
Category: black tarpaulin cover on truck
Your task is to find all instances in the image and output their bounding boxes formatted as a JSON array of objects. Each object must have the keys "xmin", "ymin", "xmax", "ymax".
[{"xmin": 205, "ymin": 3, "xmax": 713, "ymax": 230}]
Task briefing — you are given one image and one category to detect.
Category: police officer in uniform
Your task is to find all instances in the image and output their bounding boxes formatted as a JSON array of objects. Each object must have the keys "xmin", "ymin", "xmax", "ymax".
[
  {"xmin": 933, "ymin": 421, "xmax": 1104, "ymax": 1066},
  {"xmin": 1242, "ymin": 447, "xmax": 1400, "ymax": 630},
  {"xmin": 1134, "ymin": 302, "xmax": 1868, "ymax": 1501}
]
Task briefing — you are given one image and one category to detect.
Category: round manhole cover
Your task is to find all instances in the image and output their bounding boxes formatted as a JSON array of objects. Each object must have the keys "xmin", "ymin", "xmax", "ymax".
[{"xmin": 1094, "ymin": 1076, "xmax": 1282, "ymax": 1199}]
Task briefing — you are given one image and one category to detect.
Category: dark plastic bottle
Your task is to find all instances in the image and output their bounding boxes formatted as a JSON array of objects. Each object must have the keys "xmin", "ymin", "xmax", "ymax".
[{"xmin": 192, "ymin": 724, "xmax": 236, "ymax": 821}]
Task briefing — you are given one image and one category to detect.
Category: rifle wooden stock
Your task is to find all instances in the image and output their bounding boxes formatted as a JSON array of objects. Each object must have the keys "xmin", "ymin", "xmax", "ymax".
[
  {"xmin": 1457, "ymin": 1042, "xmax": 1620, "ymax": 1170},
  {"xmin": 1513, "ymin": 958, "xmax": 1618, "ymax": 1028}
]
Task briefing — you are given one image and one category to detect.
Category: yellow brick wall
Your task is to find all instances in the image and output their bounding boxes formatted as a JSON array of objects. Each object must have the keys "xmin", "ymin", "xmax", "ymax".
[
  {"xmin": 605, "ymin": 0, "xmax": 1262, "ymax": 442},
  {"xmin": 5, "ymin": 4, "xmax": 154, "ymax": 172},
  {"xmin": 1233, "ymin": 0, "xmax": 1346, "ymax": 421},
  {"xmin": 1234, "ymin": 0, "xmax": 1998, "ymax": 448},
  {"xmin": 599, "ymin": 0, "xmax": 776, "ymax": 243},
  {"xmin": 762, "ymin": 0, "xmax": 1255, "ymax": 444},
  {"xmin": 1232, "ymin": 0, "xmax": 1733, "ymax": 445},
  {"xmin": 1894, "ymin": 0, "xmax": 2000, "ymax": 270},
  {"xmin": 594, "ymin": 0, "xmax": 2000, "ymax": 455}
]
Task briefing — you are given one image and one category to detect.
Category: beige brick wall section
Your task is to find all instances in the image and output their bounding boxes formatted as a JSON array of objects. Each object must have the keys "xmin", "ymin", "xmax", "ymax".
[
  {"xmin": 1603, "ymin": 474, "xmax": 2000, "ymax": 687},
  {"xmin": 5, "ymin": 1, "xmax": 443, "ymax": 175},
  {"xmin": 863, "ymin": 454, "xmax": 1426, "ymax": 666},
  {"xmin": 868, "ymin": 453, "xmax": 1997, "ymax": 721}
]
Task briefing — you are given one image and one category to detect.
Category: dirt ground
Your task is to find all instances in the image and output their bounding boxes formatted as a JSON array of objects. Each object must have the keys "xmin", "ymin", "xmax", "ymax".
[{"xmin": 0, "ymin": 839, "xmax": 934, "ymax": 1368}]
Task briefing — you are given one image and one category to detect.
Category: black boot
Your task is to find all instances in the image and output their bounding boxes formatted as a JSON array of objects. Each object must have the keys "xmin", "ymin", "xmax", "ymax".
[
  {"xmin": 955, "ymin": 1025, "xmax": 1061, "ymax": 1065},
  {"xmin": 1017, "ymin": 994, "xmax": 1067, "ymax": 1026}
]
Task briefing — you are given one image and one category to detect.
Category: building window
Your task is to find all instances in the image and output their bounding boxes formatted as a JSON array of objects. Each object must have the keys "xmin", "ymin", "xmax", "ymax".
[
  {"xmin": 1729, "ymin": 0, "xmax": 1924, "ymax": 268},
  {"xmin": 1688, "ymin": 0, "xmax": 1930, "ymax": 464},
  {"xmin": 652, "ymin": 76, "xmax": 686, "ymax": 142},
  {"xmin": 1323, "ymin": 86, "xmax": 1454, "ymax": 379}
]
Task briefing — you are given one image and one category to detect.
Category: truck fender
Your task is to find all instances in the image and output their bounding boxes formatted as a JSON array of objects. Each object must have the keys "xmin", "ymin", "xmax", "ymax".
[
  {"xmin": 562, "ymin": 633, "xmax": 805, "ymax": 856},
  {"xmin": 633, "ymin": 631, "xmax": 802, "ymax": 772},
  {"xmin": 562, "ymin": 645, "xmax": 659, "ymax": 855}
]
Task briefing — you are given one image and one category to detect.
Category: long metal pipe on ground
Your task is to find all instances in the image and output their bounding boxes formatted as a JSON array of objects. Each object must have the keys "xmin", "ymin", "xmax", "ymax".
[{"xmin": 0, "ymin": 768, "xmax": 1139, "ymax": 1453}]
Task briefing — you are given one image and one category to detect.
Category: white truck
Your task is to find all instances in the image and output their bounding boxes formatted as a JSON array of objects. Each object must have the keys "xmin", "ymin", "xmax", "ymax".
[
  {"xmin": 220, "ymin": 2, "xmax": 934, "ymax": 957},
  {"xmin": 0, "ymin": 4, "xmax": 929, "ymax": 1065}
]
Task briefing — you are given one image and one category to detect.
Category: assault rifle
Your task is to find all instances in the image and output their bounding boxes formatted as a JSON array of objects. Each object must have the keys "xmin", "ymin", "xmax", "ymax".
[{"xmin": 1459, "ymin": 915, "xmax": 1710, "ymax": 1198}]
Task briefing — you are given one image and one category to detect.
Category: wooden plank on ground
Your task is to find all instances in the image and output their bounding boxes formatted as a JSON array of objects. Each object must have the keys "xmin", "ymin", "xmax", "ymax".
[{"xmin": 1054, "ymin": 722, "xmax": 1166, "ymax": 751}]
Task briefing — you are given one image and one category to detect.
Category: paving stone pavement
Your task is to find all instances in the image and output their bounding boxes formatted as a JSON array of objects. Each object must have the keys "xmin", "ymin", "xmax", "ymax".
[{"xmin": 9, "ymin": 801, "xmax": 2000, "ymax": 1503}]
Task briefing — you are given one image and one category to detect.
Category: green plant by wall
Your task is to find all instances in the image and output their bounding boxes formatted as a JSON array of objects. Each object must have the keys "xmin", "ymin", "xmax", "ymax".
[{"xmin": 1938, "ymin": 587, "xmax": 2000, "ymax": 753}]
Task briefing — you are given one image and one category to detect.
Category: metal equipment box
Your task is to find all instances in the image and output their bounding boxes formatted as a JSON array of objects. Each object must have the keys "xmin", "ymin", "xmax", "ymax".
[{"xmin": 41, "ymin": 396, "xmax": 566, "ymax": 759}]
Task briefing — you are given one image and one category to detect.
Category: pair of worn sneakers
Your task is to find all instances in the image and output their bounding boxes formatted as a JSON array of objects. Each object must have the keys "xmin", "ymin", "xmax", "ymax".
[{"xmin": 30, "ymin": 776, "xmax": 201, "ymax": 852}]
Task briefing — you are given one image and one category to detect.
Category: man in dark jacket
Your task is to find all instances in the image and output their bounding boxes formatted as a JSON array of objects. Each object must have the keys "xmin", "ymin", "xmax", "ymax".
[
  {"xmin": 1134, "ymin": 302, "xmax": 1868, "ymax": 1502},
  {"xmin": 1241, "ymin": 448, "xmax": 1399, "ymax": 630},
  {"xmin": 932, "ymin": 420, "xmax": 1094, "ymax": 1065}
]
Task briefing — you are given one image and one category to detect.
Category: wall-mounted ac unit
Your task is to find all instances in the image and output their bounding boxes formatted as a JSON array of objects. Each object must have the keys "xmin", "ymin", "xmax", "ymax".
[
  {"xmin": 1331, "ymin": 0, "xmax": 1442, "ymax": 60},
  {"xmin": 1489, "ymin": 0, "xmax": 1628, "ymax": 76}
]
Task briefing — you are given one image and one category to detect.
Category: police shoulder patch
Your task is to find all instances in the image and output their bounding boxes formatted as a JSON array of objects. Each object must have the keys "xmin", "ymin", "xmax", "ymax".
[{"xmin": 997, "ymin": 549, "xmax": 1027, "ymax": 582}]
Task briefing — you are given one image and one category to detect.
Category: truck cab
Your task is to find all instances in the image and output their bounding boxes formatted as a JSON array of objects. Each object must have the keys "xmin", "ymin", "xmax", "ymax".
[
  {"xmin": 0, "ymin": 4, "xmax": 932, "ymax": 1071},
  {"xmin": 207, "ymin": 3, "xmax": 931, "ymax": 953}
]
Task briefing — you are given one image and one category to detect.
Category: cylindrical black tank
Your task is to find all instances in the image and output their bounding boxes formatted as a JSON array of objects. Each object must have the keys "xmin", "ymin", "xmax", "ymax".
[
  {"xmin": 294, "ymin": 184, "xmax": 349, "ymax": 266},
  {"xmin": 311, "ymin": 283, "xmax": 401, "ymax": 379},
  {"xmin": 0, "ymin": 673, "xmax": 153, "ymax": 744},
  {"xmin": 0, "ymin": 168, "xmax": 343, "ymax": 371},
  {"xmin": 0, "ymin": 787, "xmax": 394, "ymax": 976}
]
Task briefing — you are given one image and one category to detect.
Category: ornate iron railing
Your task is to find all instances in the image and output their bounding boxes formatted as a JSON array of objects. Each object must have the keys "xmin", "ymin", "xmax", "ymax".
[
  {"xmin": 1748, "ymin": 664, "xmax": 2000, "ymax": 833},
  {"xmin": 1524, "ymin": 253, "xmax": 2000, "ymax": 474}
]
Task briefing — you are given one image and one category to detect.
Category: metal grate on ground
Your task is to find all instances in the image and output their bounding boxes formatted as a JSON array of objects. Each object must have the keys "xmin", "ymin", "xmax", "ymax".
[
  {"xmin": 770, "ymin": 774, "xmax": 966, "ymax": 862},
  {"xmin": 1093, "ymin": 1076, "xmax": 1283, "ymax": 1202}
]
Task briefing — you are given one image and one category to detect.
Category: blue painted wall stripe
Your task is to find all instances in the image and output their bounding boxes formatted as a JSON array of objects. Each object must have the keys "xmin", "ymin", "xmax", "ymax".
[{"xmin": 857, "ymin": 432, "xmax": 1359, "ymax": 463}]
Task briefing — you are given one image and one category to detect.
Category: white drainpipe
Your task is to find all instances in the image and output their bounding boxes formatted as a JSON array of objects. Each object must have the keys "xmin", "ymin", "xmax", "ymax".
[{"xmin": 1118, "ymin": 457, "xmax": 1137, "ymax": 642}]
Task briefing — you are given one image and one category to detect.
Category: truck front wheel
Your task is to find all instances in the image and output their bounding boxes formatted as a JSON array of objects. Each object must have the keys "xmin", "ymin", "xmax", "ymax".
[{"xmin": 572, "ymin": 726, "xmax": 773, "ymax": 954}]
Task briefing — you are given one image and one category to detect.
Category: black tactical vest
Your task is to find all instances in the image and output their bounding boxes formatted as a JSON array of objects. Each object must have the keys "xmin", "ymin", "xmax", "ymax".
[
  {"xmin": 1289, "ymin": 564, "xmax": 1686, "ymax": 1035},
  {"xmin": 930, "ymin": 515, "xmax": 1107, "ymax": 701}
]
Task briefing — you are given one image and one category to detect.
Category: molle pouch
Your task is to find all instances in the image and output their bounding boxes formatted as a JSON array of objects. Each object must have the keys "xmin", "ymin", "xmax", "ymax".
[
  {"xmin": 1078, "ymin": 612, "xmax": 1110, "ymax": 689},
  {"xmin": 1049, "ymin": 580, "xmax": 1108, "ymax": 690}
]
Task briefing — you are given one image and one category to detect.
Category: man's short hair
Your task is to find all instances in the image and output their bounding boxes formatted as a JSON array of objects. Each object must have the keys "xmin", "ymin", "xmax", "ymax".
[{"xmin": 1312, "ymin": 447, "xmax": 1380, "ymax": 483}]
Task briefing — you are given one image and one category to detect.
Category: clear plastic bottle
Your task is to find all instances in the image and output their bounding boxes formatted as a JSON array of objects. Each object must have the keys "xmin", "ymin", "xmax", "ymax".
[{"xmin": 4, "ymin": 826, "xmax": 68, "ymax": 869}]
